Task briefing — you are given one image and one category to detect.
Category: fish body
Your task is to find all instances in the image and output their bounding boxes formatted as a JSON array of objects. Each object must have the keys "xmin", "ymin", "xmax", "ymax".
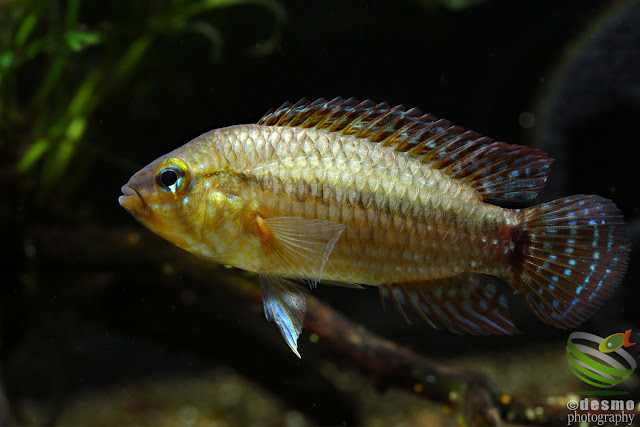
[
  {"xmin": 120, "ymin": 97, "xmax": 630, "ymax": 356},
  {"xmin": 177, "ymin": 124, "xmax": 515, "ymax": 282}
]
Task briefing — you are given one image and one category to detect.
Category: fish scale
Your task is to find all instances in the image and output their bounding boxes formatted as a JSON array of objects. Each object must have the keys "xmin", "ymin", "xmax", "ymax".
[
  {"xmin": 119, "ymin": 97, "xmax": 629, "ymax": 356},
  {"xmin": 220, "ymin": 124, "xmax": 513, "ymax": 284}
]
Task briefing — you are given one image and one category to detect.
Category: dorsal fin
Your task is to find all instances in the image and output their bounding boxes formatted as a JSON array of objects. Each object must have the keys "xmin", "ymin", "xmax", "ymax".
[{"xmin": 258, "ymin": 97, "xmax": 553, "ymax": 203}]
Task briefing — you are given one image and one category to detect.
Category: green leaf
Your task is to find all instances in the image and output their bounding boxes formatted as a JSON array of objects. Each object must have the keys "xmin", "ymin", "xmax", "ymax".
[
  {"xmin": 15, "ymin": 11, "xmax": 39, "ymax": 48},
  {"xmin": 66, "ymin": 116, "xmax": 86, "ymax": 140},
  {"xmin": 245, "ymin": 0, "xmax": 286, "ymax": 57},
  {"xmin": 68, "ymin": 69, "xmax": 104, "ymax": 116},
  {"xmin": 64, "ymin": 30, "xmax": 103, "ymax": 52},
  {"xmin": 42, "ymin": 138, "xmax": 76, "ymax": 184},
  {"xmin": 34, "ymin": 56, "xmax": 68, "ymax": 106},
  {"xmin": 178, "ymin": 0, "xmax": 245, "ymax": 19},
  {"xmin": 17, "ymin": 138, "xmax": 51, "ymax": 172},
  {"xmin": 114, "ymin": 36, "xmax": 152, "ymax": 81},
  {"xmin": 66, "ymin": 0, "xmax": 82, "ymax": 27},
  {"xmin": 24, "ymin": 38, "xmax": 44, "ymax": 60},
  {"xmin": 0, "ymin": 51, "xmax": 14, "ymax": 72},
  {"xmin": 186, "ymin": 21, "xmax": 224, "ymax": 61}
]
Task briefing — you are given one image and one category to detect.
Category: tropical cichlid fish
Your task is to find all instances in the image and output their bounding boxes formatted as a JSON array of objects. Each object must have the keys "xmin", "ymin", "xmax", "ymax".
[{"xmin": 119, "ymin": 97, "xmax": 630, "ymax": 357}]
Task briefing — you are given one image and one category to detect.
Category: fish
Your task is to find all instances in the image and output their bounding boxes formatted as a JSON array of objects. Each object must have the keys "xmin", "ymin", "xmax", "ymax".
[{"xmin": 119, "ymin": 97, "xmax": 630, "ymax": 357}]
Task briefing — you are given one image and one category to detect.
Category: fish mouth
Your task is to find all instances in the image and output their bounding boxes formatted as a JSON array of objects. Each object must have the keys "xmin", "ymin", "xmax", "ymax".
[{"xmin": 119, "ymin": 185, "xmax": 147, "ymax": 216}]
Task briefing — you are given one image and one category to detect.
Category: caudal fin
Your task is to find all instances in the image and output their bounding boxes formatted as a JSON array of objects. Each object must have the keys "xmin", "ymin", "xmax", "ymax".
[{"xmin": 511, "ymin": 195, "xmax": 630, "ymax": 328}]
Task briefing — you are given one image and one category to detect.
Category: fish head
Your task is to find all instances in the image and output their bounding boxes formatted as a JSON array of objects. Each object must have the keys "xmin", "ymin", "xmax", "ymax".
[{"xmin": 119, "ymin": 141, "xmax": 250, "ymax": 260}]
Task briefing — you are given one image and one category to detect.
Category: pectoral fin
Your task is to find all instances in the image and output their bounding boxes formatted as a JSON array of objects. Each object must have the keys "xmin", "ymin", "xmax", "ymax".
[
  {"xmin": 262, "ymin": 217, "xmax": 345, "ymax": 287},
  {"xmin": 258, "ymin": 217, "xmax": 345, "ymax": 356},
  {"xmin": 260, "ymin": 274, "xmax": 308, "ymax": 358}
]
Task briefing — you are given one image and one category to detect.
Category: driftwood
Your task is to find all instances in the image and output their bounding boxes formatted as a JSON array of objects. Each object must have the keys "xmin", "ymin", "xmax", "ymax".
[{"xmin": 10, "ymin": 225, "xmax": 638, "ymax": 426}]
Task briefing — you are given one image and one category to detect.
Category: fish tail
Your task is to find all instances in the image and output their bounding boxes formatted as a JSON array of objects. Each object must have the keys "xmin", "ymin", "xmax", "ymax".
[{"xmin": 509, "ymin": 195, "xmax": 630, "ymax": 328}]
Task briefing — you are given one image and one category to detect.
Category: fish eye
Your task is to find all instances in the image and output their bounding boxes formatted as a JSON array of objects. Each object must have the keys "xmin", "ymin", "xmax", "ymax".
[
  {"xmin": 160, "ymin": 169, "xmax": 178, "ymax": 187},
  {"xmin": 155, "ymin": 158, "xmax": 191, "ymax": 194}
]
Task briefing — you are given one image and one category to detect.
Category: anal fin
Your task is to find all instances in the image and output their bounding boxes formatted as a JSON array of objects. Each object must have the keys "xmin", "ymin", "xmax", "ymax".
[{"xmin": 380, "ymin": 274, "xmax": 518, "ymax": 335}]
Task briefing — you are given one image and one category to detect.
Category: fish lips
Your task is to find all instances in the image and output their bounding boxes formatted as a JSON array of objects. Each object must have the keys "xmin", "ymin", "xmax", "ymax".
[{"xmin": 119, "ymin": 184, "xmax": 148, "ymax": 217}]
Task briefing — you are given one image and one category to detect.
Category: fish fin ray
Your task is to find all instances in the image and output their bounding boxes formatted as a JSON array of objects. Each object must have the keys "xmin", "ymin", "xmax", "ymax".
[
  {"xmin": 260, "ymin": 274, "xmax": 308, "ymax": 358},
  {"xmin": 510, "ymin": 195, "xmax": 630, "ymax": 328},
  {"xmin": 258, "ymin": 97, "xmax": 552, "ymax": 203},
  {"xmin": 320, "ymin": 279, "xmax": 364, "ymax": 289},
  {"xmin": 379, "ymin": 274, "xmax": 518, "ymax": 335},
  {"xmin": 262, "ymin": 217, "xmax": 345, "ymax": 287}
]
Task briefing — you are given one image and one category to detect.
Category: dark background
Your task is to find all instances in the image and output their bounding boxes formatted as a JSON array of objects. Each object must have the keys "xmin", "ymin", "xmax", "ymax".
[{"xmin": 4, "ymin": 0, "xmax": 640, "ymax": 425}]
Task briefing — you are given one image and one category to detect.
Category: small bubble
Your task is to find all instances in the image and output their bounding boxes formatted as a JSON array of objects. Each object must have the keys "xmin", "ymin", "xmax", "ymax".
[
  {"xmin": 519, "ymin": 112, "xmax": 535, "ymax": 129},
  {"xmin": 125, "ymin": 232, "xmax": 141, "ymax": 246},
  {"xmin": 284, "ymin": 410, "xmax": 306, "ymax": 427},
  {"xmin": 180, "ymin": 290, "xmax": 197, "ymax": 305},
  {"xmin": 24, "ymin": 241, "xmax": 36, "ymax": 258},
  {"xmin": 178, "ymin": 404, "xmax": 198, "ymax": 425},
  {"xmin": 162, "ymin": 263, "xmax": 176, "ymax": 276},
  {"xmin": 525, "ymin": 407, "xmax": 535, "ymax": 420}
]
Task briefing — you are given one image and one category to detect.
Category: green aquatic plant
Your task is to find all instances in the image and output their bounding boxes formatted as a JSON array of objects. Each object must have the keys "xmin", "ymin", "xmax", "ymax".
[{"xmin": 0, "ymin": 0, "xmax": 285, "ymax": 192}]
